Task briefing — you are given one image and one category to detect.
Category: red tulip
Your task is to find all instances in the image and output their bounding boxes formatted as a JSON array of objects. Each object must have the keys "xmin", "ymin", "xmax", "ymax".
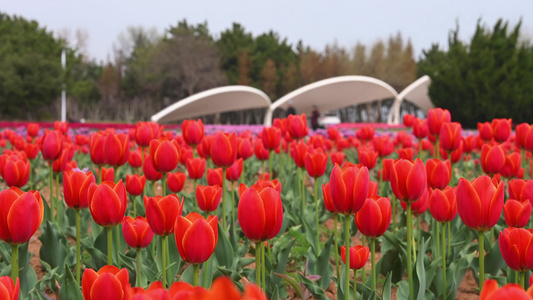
[
  {"xmin": 126, "ymin": 174, "xmax": 146, "ymax": 196},
  {"xmin": 425, "ymin": 159, "xmax": 451, "ymax": 189},
  {"xmin": 0, "ymin": 276, "xmax": 19, "ymax": 300},
  {"xmin": 372, "ymin": 136, "xmax": 394, "ymax": 157},
  {"xmin": 166, "ymin": 172, "xmax": 186, "ymax": 193},
  {"xmin": 128, "ymin": 149, "xmax": 143, "ymax": 169},
  {"xmin": 481, "ymin": 144, "xmax": 505, "ymax": 175},
  {"xmin": 237, "ymin": 137, "xmax": 253, "ymax": 160},
  {"xmin": 88, "ymin": 180, "xmax": 127, "ymax": 228},
  {"xmin": 327, "ymin": 126, "xmax": 341, "ymax": 140},
  {"xmin": 207, "ymin": 168, "xmax": 223, "ymax": 186},
  {"xmin": 179, "ymin": 148, "xmax": 193, "ymax": 166},
  {"xmin": 254, "ymin": 139, "xmax": 270, "ymax": 161},
  {"xmin": 330, "ymin": 164, "xmax": 369, "ymax": 215},
  {"xmin": 412, "ymin": 118, "xmax": 428, "ymax": 139},
  {"xmin": 82, "ymin": 265, "xmax": 129, "ymax": 300},
  {"xmin": 0, "ymin": 154, "xmax": 29, "ymax": 188},
  {"xmin": 499, "ymin": 227, "xmax": 533, "ymax": 272},
  {"xmin": 240, "ymin": 178, "xmax": 282, "ymax": 196},
  {"xmin": 174, "ymin": 212, "xmax": 218, "ymax": 264},
  {"xmin": 199, "ymin": 135, "xmax": 214, "ymax": 159},
  {"xmin": 97, "ymin": 167, "xmax": 115, "ymax": 182},
  {"xmin": 330, "ymin": 151, "xmax": 345, "ymax": 167},
  {"xmin": 24, "ymin": 143, "xmax": 39, "ymax": 160},
  {"xmin": 287, "ymin": 114, "xmax": 308, "ymax": 140},
  {"xmin": 340, "ymin": 246, "xmax": 369, "ymax": 270},
  {"xmin": 356, "ymin": 126, "xmax": 374, "ymax": 141},
  {"xmin": 428, "ymin": 187, "xmax": 457, "ymax": 223},
  {"xmin": 122, "ymin": 216, "xmax": 154, "ymax": 249},
  {"xmin": 304, "ymin": 149, "xmax": 328, "ymax": 178},
  {"xmin": 226, "ymin": 158, "xmax": 243, "ymax": 182},
  {"xmin": 427, "ymin": 108, "xmax": 451, "ymax": 136},
  {"xmin": 355, "ymin": 196, "xmax": 391, "ymax": 238},
  {"xmin": 491, "ymin": 118, "xmax": 512, "ymax": 143},
  {"xmin": 322, "ymin": 183, "xmax": 336, "ymax": 213},
  {"xmin": 290, "ymin": 140, "xmax": 309, "ymax": 168},
  {"xmin": 397, "ymin": 147, "xmax": 415, "ymax": 161},
  {"xmin": 41, "ymin": 129, "xmax": 63, "ymax": 161},
  {"xmin": 463, "ymin": 136, "xmax": 477, "ymax": 153},
  {"xmin": 379, "ymin": 158, "xmax": 394, "ymax": 182},
  {"xmin": 143, "ymin": 155, "xmax": 162, "ymax": 182},
  {"xmin": 358, "ymin": 148, "xmax": 378, "ymax": 170},
  {"xmin": 456, "ymin": 176, "xmax": 504, "ymax": 232},
  {"xmin": 439, "ymin": 122, "xmax": 462, "ymax": 151},
  {"xmin": 27, "ymin": 123, "xmax": 39, "ymax": 137},
  {"xmin": 196, "ymin": 185, "xmax": 222, "ymax": 213},
  {"xmin": 186, "ymin": 158, "xmax": 206, "ymax": 180},
  {"xmin": 515, "ymin": 123, "xmax": 533, "ymax": 151},
  {"xmin": 89, "ymin": 131, "xmax": 107, "ymax": 166},
  {"xmin": 509, "ymin": 179, "xmax": 533, "ymax": 205},
  {"xmin": 261, "ymin": 126, "xmax": 281, "ymax": 151},
  {"xmin": 478, "ymin": 122, "xmax": 493, "ymax": 142},
  {"xmin": 54, "ymin": 121, "xmax": 68, "ymax": 134},
  {"xmin": 504, "ymin": 199, "xmax": 531, "ymax": 228},
  {"xmin": 401, "ymin": 187, "xmax": 429, "ymax": 216},
  {"xmin": 149, "ymin": 139, "xmax": 180, "ymax": 173},
  {"xmin": 64, "ymin": 170, "xmax": 95, "ymax": 210},
  {"xmin": 238, "ymin": 186, "xmax": 283, "ymax": 242},
  {"xmin": 182, "ymin": 119, "xmax": 204, "ymax": 146},
  {"xmin": 0, "ymin": 188, "xmax": 43, "ymax": 245},
  {"xmin": 52, "ymin": 148, "xmax": 69, "ymax": 173},
  {"xmin": 390, "ymin": 158, "xmax": 427, "ymax": 202},
  {"xmin": 105, "ymin": 133, "xmax": 130, "ymax": 167},
  {"xmin": 144, "ymin": 194, "xmax": 184, "ymax": 236},
  {"xmin": 211, "ymin": 132, "xmax": 237, "ymax": 168},
  {"xmin": 500, "ymin": 152, "xmax": 522, "ymax": 179},
  {"xmin": 135, "ymin": 122, "xmax": 160, "ymax": 147},
  {"xmin": 480, "ymin": 279, "xmax": 533, "ymax": 299},
  {"xmin": 403, "ymin": 114, "xmax": 415, "ymax": 127}
]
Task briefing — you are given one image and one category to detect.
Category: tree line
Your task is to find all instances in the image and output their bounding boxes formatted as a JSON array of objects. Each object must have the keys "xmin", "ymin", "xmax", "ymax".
[{"xmin": 0, "ymin": 12, "xmax": 531, "ymax": 126}]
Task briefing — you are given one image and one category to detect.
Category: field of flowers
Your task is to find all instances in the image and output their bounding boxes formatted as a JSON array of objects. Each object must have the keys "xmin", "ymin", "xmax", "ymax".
[{"xmin": 0, "ymin": 108, "xmax": 533, "ymax": 299}]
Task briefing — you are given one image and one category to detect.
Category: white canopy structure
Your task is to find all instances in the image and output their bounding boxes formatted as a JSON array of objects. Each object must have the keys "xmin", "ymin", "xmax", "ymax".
[
  {"xmin": 151, "ymin": 86, "xmax": 271, "ymax": 123},
  {"xmin": 387, "ymin": 75, "xmax": 433, "ymax": 124}
]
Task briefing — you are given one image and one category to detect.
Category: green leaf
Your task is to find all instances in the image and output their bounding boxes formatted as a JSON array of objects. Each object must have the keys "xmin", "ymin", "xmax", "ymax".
[
  {"xmin": 59, "ymin": 263, "xmax": 83, "ymax": 300},
  {"xmin": 383, "ymin": 272, "xmax": 392, "ymax": 300},
  {"xmin": 275, "ymin": 272, "xmax": 303, "ymax": 298},
  {"xmin": 39, "ymin": 221, "xmax": 68, "ymax": 273},
  {"xmin": 214, "ymin": 223, "xmax": 234, "ymax": 269},
  {"xmin": 297, "ymin": 273, "xmax": 325, "ymax": 300}
]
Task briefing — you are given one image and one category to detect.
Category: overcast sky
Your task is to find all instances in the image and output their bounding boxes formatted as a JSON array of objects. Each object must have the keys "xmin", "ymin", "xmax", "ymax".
[{"xmin": 3, "ymin": 0, "xmax": 532, "ymax": 63}]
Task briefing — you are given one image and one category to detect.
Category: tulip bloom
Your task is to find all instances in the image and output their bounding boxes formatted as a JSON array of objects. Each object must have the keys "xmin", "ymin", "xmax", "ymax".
[
  {"xmin": 439, "ymin": 122, "xmax": 462, "ymax": 151},
  {"xmin": 0, "ymin": 276, "xmax": 19, "ymax": 300},
  {"xmin": 478, "ymin": 122, "xmax": 493, "ymax": 142},
  {"xmin": 403, "ymin": 114, "xmax": 414, "ymax": 127},
  {"xmin": 515, "ymin": 123, "xmax": 533, "ymax": 152},
  {"xmin": 427, "ymin": 108, "xmax": 451, "ymax": 136},
  {"xmin": 456, "ymin": 176, "xmax": 504, "ymax": 232},
  {"xmin": 64, "ymin": 170, "xmax": 96, "ymax": 210},
  {"xmin": 167, "ymin": 172, "xmax": 186, "ymax": 193},
  {"xmin": 97, "ymin": 167, "xmax": 114, "ymax": 182},
  {"xmin": 88, "ymin": 180, "xmax": 127, "ymax": 228},
  {"xmin": 52, "ymin": 148, "xmax": 69, "ymax": 173},
  {"xmin": 182, "ymin": 119, "xmax": 204, "ymax": 146},
  {"xmin": 128, "ymin": 149, "xmax": 143, "ymax": 169},
  {"xmin": 207, "ymin": 168, "xmax": 223, "ymax": 186},
  {"xmin": 290, "ymin": 140, "xmax": 309, "ymax": 168},
  {"xmin": 211, "ymin": 132, "xmax": 237, "ymax": 168},
  {"xmin": 287, "ymin": 114, "xmax": 308, "ymax": 140},
  {"xmin": 27, "ymin": 123, "xmax": 39, "ymax": 137},
  {"xmin": 0, "ymin": 188, "xmax": 43, "ymax": 245},
  {"xmin": 401, "ymin": 187, "xmax": 429, "ymax": 216},
  {"xmin": 356, "ymin": 126, "xmax": 374, "ymax": 141},
  {"xmin": 143, "ymin": 155, "xmax": 162, "ymax": 182},
  {"xmin": 372, "ymin": 136, "xmax": 394, "ymax": 157},
  {"xmin": 330, "ymin": 164, "xmax": 369, "ymax": 214},
  {"xmin": 196, "ymin": 185, "xmax": 222, "ymax": 213},
  {"xmin": 500, "ymin": 152, "xmax": 522, "ymax": 179},
  {"xmin": 428, "ymin": 187, "xmax": 457, "ymax": 223},
  {"xmin": 41, "ymin": 129, "xmax": 63, "ymax": 161},
  {"xmin": 397, "ymin": 148, "xmax": 415, "ymax": 161},
  {"xmin": 426, "ymin": 159, "xmax": 451, "ymax": 189},
  {"xmin": 499, "ymin": 227, "xmax": 533, "ymax": 272},
  {"xmin": 480, "ymin": 279, "xmax": 533, "ymax": 299},
  {"xmin": 481, "ymin": 144, "xmax": 505, "ymax": 175},
  {"xmin": 509, "ymin": 179, "xmax": 533, "ymax": 205},
  {"xmin": 144, "ymin": 194, "xmax": 184, "ymax": 237},
  {"xmin": 126, "ymin": 174, "xmax": 146, "ymax": 196},
  {"xmin": 135, "ymin": 121, "xmax": 160, "ymax": 147},
  {"xmin": 261, "ymin": 126, "xmax": 281, "ymax": 151},
  {"xmin": 89, "ymin": 131, "xmax": 107, "ymax": 166},
  {"xmin": 122, "ymin": 216, "xmax": 154, "ymax": 249},
  {"xmin": 105, "ymin": 133, "xmax": 130, "ymax": 167},
  {"xmin": 149, "ymin": 139, "xmax": 180, "ymax": 173},
  {"xmin": 340, "ymin": 246, "xmax": 370, "ymax": 270},
  {"xmin": 304, "ymin": 149, "xmax": 328, "ymax": 178},
  {"xmin": 238, "ymin": 186, "xmax": 283, "ymax": 242},
  {"xmin": 237, "ymin": 137, "xmax": 253, "ymax": 160},
  {"xmin": 82, "ymin": 266, "xmax": 130, "ymax": 300},
  {"xmin": 254, "ymin": 139, "xmax": 270, "ymax": 161},
  {"xmin": 0, "ymin": 154, "xmax": 30, "ymax": 188},
  {"xmin": 355, "ymin": 196, "xmax": 391, "ymax": 238},
  {"xmin": 491, "ymin": 118, "xmax": 512, "ymax": 143},
  {"xmin": 358, "ymin": 148, "xmax": 378, "ymax": 170},
  {"xmin": 186, "ymin": 158, "xmax": 206, "ymax": 180},
  {"xmin": 390, "ymin": 158, "xmax": 427, "ymax": 203},
  {"xmin": 412, "ymin": 118, "xmax": 428, "ymax": 139},
  {"xmin": 504, "ymin": 199, "xmax": 531, "ymax": 228},
  {"xmin": 226, "ymin": 158, "xmax": 243, "ymax": 182},
  {"xmin": 175, "ymin": 212, "xmax": 218, "ymax": 264}
]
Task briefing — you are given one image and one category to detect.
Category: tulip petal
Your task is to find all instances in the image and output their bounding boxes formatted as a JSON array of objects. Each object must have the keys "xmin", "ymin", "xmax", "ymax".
[
  {"xmin": 181, "ymin": 218, "xmax": 216, "ymax": 264},
  {"xmin": 7, "ymin": 193, "xmax": 42, "ymax": 244},
  {"xmin": 238, "ymin": 188, "xmax": 266, "ymax": 242},
  {"xmin": 90, "ymin": 273, "xmax": 124, "ymax": 300}
]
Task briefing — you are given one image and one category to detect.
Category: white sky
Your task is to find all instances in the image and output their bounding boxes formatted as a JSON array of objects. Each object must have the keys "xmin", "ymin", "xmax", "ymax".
[{"xmin": 2, "ymin": 0, "xmax": 531, "ymax": 63}]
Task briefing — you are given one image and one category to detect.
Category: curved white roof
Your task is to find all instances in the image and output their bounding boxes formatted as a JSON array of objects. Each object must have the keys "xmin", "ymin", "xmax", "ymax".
[
  {"xmin": 151, "ymin": 86, "xmax": 271, "ymax": 123},
  {"xmin": 388, "ymin": 75, "xmax": 433, "ymax": 124},
  {"xmin": 264, "ymin": 76, "xmax": 398, "ymax": 125}
]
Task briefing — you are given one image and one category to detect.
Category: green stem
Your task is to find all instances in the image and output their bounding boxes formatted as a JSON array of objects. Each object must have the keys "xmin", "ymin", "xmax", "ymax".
[
  {"xmin": 371, "ymin": 237, "xmax": 376, "ymax": 291},
  {"xmin": 193, "ymin": 264, "xmax": 199, "ymax": 286},
  {"xmin": 193, "ymin": 179, "xmax": 199, "ymax": 213},
  {"xmin": 354, "ymin": 269, "xmax": 357, "ymax": 300},
  {"xmin": 302, "ymin": 168, "xmax": 306, "ymax": 205},
  {"xmin": 114, "ymin": 166, "xmax": 118, "ymax": 183},
  {"xmin": 314, "ymin": 177, "xmax": 320, "ymax": 254},
  {"xmin": 162, "ymin": 173, "xmax": 167, "ymax": 197},
  {"xmin": 136, "ymin": 248, "xmax": 141, "ymax": 287},
  {"xmin": 107, "ymin": 227, "xmax": 113, "ymax": 265},
  {"xmin": 262, "ymin": 161, "xmax": 266, "ymax": 179},
  {"xmin": 162, "ymin": 235, "xmax": 168, "ymax": 288},
  {"xmin": 98, "ymin": 166, "xmax": 102, "ymax": 184},
  {"xmin": 11, "ymin": 244, "xmax": 18, "ymax": 283},
  {"xmin": 152, "ymin": 181, "xmax": 156, "ymax": 198},
  {"xmin": 362, "ymin": 237, "xmax": 366, "ymax": 284},
  {"xmin": 334, "ymin": 214, "xmax": 340, "ymax": 278},
  {"xmin": 298, "ymin": 168, "xmax": 304, "ymax": 213},
  {"xmin": 269, "ymin": 150, "xmax": 273, "ymax": 178},
  {"xmin": 56, "ymin": 173, "xmax": 59, "ymax": 217},
  {"xmin": 29, "ymin": 160, "xmax": 33, "ymax": 190},
  {"xmin": 378, "ymin": 158, "xmax": 384, "ymax": 196},
  {"xmin": 479, "ymin": 231, "xmax": 485, "ymax": 292},
  {"xmin": 392, "ymin": 196, "xmax": 397, "ymax": 233},
  {"xmin": 203, "ymin": 257, "xmax": 210, "ymax": 288},
  {"xmin": 133, "ymin": 195, "xmax": 137, "ymax": 218},
  {"xmin": 222, "ymin": 168, "xmax": 227, "ymax": 230},
  {"xmin": 76, "ymin": 209, "xmax": 81, "ymax": 285},
  {"xmin": 520, "ymin": 271, "xmax": 526, "ymax": 289},
  {"xmin": 436, "ymin": 222, "xmax": 441, "ymax": 260},
  {"xmin": 407, "ymin": 203, "xmax": 414, "ymax": 300},
  {"xmin": 435, "ymin": 136, "xmax": 440, "ymax": 160},
  {"xmin": 447, "ymin": 222, "xmax": 451, "ymax": 257},
  {"xmin": 255, "ymin": 242, "xmax": 261, "ymax": 289},
  {"xmin": 49, "ymin": 163, "xmax": 54, "ymax": 223},
  {"xmin": 345, "ymin": 214, "xmax": 351, "ymax": 300},
  {"xmin": 142, "ymin": 148, "xmax": 145, "ymax": 193},
  {"xmin": 261, "ymin": 241, "xmax": 266, "ymax": 290},
  {"xmin": 442, "ymin": 223, "xmax": 447, "ymax": 300},
  {"xmin": 231, "ymin": 182, "xmax": 235, "ymax": 228}
]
